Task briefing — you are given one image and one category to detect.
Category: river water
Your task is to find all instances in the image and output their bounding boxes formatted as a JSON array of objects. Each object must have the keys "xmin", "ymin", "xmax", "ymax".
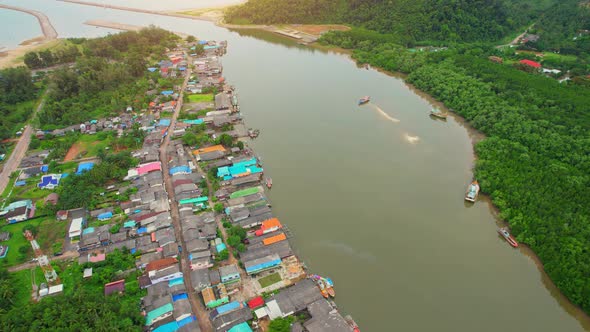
[{"xmin": 1, "ymin": 1, "xmax": 589, "ymax": 331}]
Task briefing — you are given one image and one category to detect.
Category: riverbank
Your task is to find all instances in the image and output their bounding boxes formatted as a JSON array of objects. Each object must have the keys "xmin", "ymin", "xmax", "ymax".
[{"xmin": 308, "ymin": 39, "xmax": 590, "ymax": 329}]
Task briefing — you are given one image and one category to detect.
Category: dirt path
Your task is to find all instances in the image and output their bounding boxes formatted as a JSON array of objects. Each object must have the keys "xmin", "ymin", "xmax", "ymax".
[
  {"xmin": 8, "ymin": 250, "xmax": 78, "ymax": 272},
  {"xmin": 63, "ymin": 142, "xmax": 82, "ymax": 162}
]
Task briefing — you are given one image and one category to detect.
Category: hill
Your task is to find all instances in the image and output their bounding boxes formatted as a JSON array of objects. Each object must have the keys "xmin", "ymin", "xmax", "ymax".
[{"xmin": 225, "ymin": 0, "xmax": 559, "ymax": 43}]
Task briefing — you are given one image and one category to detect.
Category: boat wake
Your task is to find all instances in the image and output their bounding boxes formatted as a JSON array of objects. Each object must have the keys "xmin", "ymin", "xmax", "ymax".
[
  {"xmin": 318, "ymin": 240, "xmax": 378, "ymax": 263},
  {"xmin": 371, "ymin": 104, "xmax": 400, "ymax": 123},
  {"xmin": 404, "ymin": 133, "xmax": 420, "ymax": 144}
]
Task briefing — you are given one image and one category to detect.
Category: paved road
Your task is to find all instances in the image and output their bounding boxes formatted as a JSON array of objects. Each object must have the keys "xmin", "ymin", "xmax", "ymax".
[
  {"xmin": 0, "ymin": 96, "xmax": 46, "ymax": 197},
  {"xmin": 159, "ymin": 59, "xmax": 214, "ymax": 332}
]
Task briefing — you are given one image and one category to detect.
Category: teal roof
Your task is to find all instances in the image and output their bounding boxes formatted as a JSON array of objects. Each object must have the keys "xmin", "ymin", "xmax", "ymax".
[
  {"xmin": 179, "ymin": 197, "xmax": 208, "ymax": 205},
  {"xmin": 153, "ymin": 321, "xmax": 179, "ymax": 332},
  {"xmin": 146, "ymin": 303, "xmax": 173, "ymax": 326},
  {"xmin": 82, "ymin": 227, "xmax": 95, "ymax": 235},
  {"xmin": 229, "ymin": 322, "xmax": 253, "ymax": 332},
  {"xmin": 124, "ymin": 221, "xmax": 136, "ymax": 228}
]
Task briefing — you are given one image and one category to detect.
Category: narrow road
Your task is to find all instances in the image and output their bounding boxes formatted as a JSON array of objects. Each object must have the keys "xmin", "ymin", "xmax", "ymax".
[
  {"xmin": 158, "ymin": 57, "xmax": 214, "ymax": 332},
  {"xmin": 0, "ymin": 95, "xmax": 47, "ymax": 197},
  {"xmin": 8, "ymin": 250, "xmax": 78, "ymax": 272},
  {"xmin": 0, "ymin": 4, "xmax": 58, "ymax": 40},
  {"xmin": 188, "ymin": 142, "xmax": 253, "ymax": 300}
]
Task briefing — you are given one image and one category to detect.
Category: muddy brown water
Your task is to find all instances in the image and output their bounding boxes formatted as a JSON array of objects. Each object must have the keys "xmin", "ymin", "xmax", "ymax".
[{"xmin": 1, "ymin": 2, "xmax": 589, "ymax": 330}]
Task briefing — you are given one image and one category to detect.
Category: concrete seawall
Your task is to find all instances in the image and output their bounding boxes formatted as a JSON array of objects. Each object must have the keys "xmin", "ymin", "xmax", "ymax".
[{"xmin": 0, "ymin": 4, "xmax": 58, "ymax": 40}]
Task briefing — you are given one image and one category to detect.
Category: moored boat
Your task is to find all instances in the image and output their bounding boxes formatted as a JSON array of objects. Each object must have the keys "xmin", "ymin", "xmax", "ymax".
[
  {"xmin": 498, "ymin": 227, "xmax": 519, "ymax": 247},
  {"xmin": 266, "ymin": 177, "xmax": 272, "ymax": 189},
  {"xmin": 345, "ymin": 315, "xmax": 361, "ymax": 332},
  {"xmin": 465, "ymin": 180, "xmax": 480, "ymax": 202},
  {"xmin": 430, "ymin": 108, "xmax": 447, "ymax": 119},
  {"xmin": 358, "ymin": 96, "xmax": 370, "ymax": 105}
]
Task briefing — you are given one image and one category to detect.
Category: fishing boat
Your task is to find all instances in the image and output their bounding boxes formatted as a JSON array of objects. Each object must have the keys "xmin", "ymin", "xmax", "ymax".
[
  {"xmin": 266, "ymin": 177, "xmax": 272, "ymax": 189},
  {"xmin": 345, "ymin": 315, "xmax": 361, "ymax": 332},
  {"xmin": 498, "ymin": 227, "xmax": 519, "ymax": 247},
  {"xmin": 358, "ymin": 96, "xmax": 370, "ymax": 105},
  {"xmin": 429, "ymin": 108, "xmax": 447, "ymax": 119},
  {"xmin": 310, "ymin": 274, "xmax": 335, "ymax": 298},
  {"xmin": 465, "ymin": 180, "xmax": 480, "ymax": 202}
]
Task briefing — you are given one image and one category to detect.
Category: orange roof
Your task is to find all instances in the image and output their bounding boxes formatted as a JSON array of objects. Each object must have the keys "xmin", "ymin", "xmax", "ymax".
[
  {"xmin": 194, "ymin": 145, "xmax": 226, "ymax": 155},
  {"xmin": 263, "ymin": 233, "xmax": 286, "ymax": 246},
  {"xmin": 202, "ymin": 287, "xmax": 216, "ymax": 304},
  {"xmin": 145, "ymin": 257, "xmax": 177, "ymax": 272},
  {"xmin": 261, "ymin": 218, "xmax": 282, "ymax": 230}
]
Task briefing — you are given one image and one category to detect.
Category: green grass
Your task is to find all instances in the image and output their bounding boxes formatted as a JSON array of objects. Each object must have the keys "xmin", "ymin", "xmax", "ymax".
[
  {"xmin": 0, "ymin": 216, "xmax": 65, "ymax": 267},
  {"xmin": 542, "ymin": 53, "xmax": 578, "ymax": 62},
  {"xmin": 257, "ymin": 272, "xmax": 282, "ymax": 288},
  {"xmin": 11, "ymin": 267, "xmax": 45, "ymax": 307},
  {"xmin": 72, "ymin": 133, "xmax": 114, "ymax": 159},
  {"xmin": 37, "ymin": 216, "xmax": 67, "ymax": 255},
  {"xmin": 0, "ymin": 219, "xmax": 43, "ymax": 267},
  {"xmin": 187, "ymin": 93, "xmax": 214, "ymax": 103}
]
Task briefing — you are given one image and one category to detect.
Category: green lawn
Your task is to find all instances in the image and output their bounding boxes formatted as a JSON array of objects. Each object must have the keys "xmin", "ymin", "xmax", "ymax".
[
  {"xmin": 258, "ymin": 272, "xmax": 282, "ymax": 288},
  {"xmin": 543, "ymin": 52, "xmax": 578, "ymax": 62},
  {"xmin": 0, "ymin": 216, "xmax": 65, "ymax": 267},
  {"xmin": 187, "ymin": 93, "xmax": 214, "ymax": 103},
  {"xmin": 0, "ymin": 219, "xmax": 42, "ymax": 267},
  {"xmin": 73, "ymin": 133, "xmax": 114, "ymax": 159},
  {"xmin": 11, "ymin": 267, "xmax": 45, "ymax": 307}
]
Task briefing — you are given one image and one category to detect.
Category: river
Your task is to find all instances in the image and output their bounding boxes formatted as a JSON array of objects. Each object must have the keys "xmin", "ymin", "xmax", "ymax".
[{"xmin": 1, "ymin": 1, "xmax": 589, "ymax": 331}]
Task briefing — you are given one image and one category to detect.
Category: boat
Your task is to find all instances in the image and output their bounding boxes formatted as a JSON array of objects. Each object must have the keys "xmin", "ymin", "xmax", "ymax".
[
  {"xmin": 498, "ymin": 227, "xmax": 519, "ymax": 247},
  {"xmin": 345, "ymin": 315, "xmax": 361, "ymax": 332},
  {"xmin": 429, "ymin": 108, "xmax": 447, "ymax": 119},
  {"xmin": 310, "ymin": 274, "xmax": 335, "ymax": 298},
  {"xmin": 465, "ymin": 180, "xmax": 480, "ymax": 202},
  {"xmin": 266, "ymin": 177, "xmax": 272, "ymax": 189},
  {"xmin": 358, "ymin": 96, "xmax": 370, "ymax": 105}
]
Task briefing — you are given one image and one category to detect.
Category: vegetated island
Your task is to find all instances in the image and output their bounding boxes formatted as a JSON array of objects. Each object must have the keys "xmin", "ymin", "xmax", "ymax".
[{"xmin": 225, "ymin": 0, "xmax": 590, "ymax": 316}]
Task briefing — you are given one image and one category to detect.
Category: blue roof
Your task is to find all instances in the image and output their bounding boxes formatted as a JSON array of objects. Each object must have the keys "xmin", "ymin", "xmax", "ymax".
[
  {"xmin": 245, "ymin": 258, "xmax": 281, "ymax": 274},
  {"xmin": 172, "ymin": 293, "xmax": 188, "ymax": 302},
  {"xmin": 97, "ymin": 212, "xmax": 113, "ymax": 220},
  {"xmin": 198, "ymin": 40, "xmax": 208, "ymax": 45},
  {"xmin": 82, "ymin": 227, "xmax": 95, "ymax": 235},
  {"xmin": 38, "ymin": 174, "xmax": 60, "ymax": 188},
  {"xmin": 183, "ymin": 119, "xmax": 204, "ymax": 125},
  {"xmin": 159, "ymin": 119, "xmax": 171, "ymax": 127},
  {"xmin": 169, "ymin": 166, "xmax": 191, "ymax": 175},
  {"xmin": 216, "ymin": 243, "xmax": 227, "ymax": 253},
  {"xmin": 147, "ymin": 67, "xmax": 158, "ymax": 72},
  {"xmin": 76, "ymin": 162, "xmax": 94, "ymax": 175},
  {"xmin": 169, "ymin": 277, "xmax": 184, "ymax": 287},
  {"xmin": 216, "ymin": 301, "xmax": 240, "ymax": 315},
  {"xmin": 229, "ymin": 322, "xmax": 253, "ymax": 332},
  {"xmin": 152, "ymin": 321, "xmax": 178, "ymax": 332},
  {"xmin": 40, "ymin": 165, "xmax": 49, "ymax": 172},
  {"xmin": 15, "ymin": 181, "xmax": 26, "ymax": 187},
  {"xmin": 177, "ymin": 315, "xmax": 196, "ymax": 327},
  {"xmin": 137, "ymin": 227, "xmax": 148, "ymax": 234},
  {"xmin": 161, "ymin": 90, "xmax": 174, "ymax": 96}
]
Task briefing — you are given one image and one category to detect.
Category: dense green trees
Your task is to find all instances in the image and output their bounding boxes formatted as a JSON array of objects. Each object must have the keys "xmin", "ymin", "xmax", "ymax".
[
  {"xmin": 0, "ymin": 67, "xmax": 38, "ymax": 140},
  {"xmin": 0, "ymin": 250, "xmax": 145, "ymax": 331},
  {"xmin": 226, "ymin": 0, "xmax": 558, "ymax": 43},
  {"xmin": 34, "ymin": 27, "xmax": 179, "ymax": 127}
]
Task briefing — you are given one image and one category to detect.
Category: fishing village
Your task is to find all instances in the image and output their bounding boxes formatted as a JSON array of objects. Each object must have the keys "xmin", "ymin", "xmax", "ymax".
[{"xmin": 0, "ymin": 36, "xmax": 360, "ymax": 332}]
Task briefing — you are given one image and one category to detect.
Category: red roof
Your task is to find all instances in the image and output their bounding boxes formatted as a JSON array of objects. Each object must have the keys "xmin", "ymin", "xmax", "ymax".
[
  {"xmin": 137, "ymin": 162, "xmax": 161, "ymax": 175},
  {"xmin": 519, "ymin": 59, "xmax": 541, "ymax": 68},
  {"xmin": 145, "ymin": 257, "xmax": 177, "ymax": 272},
  {"xmin": 247, "ymin": 296, "xmax": 264, "ymax": 309},
  {"xmin": 104, "ymin": 279, "xmax": 125, "ymax": 296}
]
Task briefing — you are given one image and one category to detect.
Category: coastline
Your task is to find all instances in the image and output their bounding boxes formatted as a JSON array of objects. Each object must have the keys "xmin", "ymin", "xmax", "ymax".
[{"xmin": 0, "ymin": 4, "xmax": 58, "ymax": 69}]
